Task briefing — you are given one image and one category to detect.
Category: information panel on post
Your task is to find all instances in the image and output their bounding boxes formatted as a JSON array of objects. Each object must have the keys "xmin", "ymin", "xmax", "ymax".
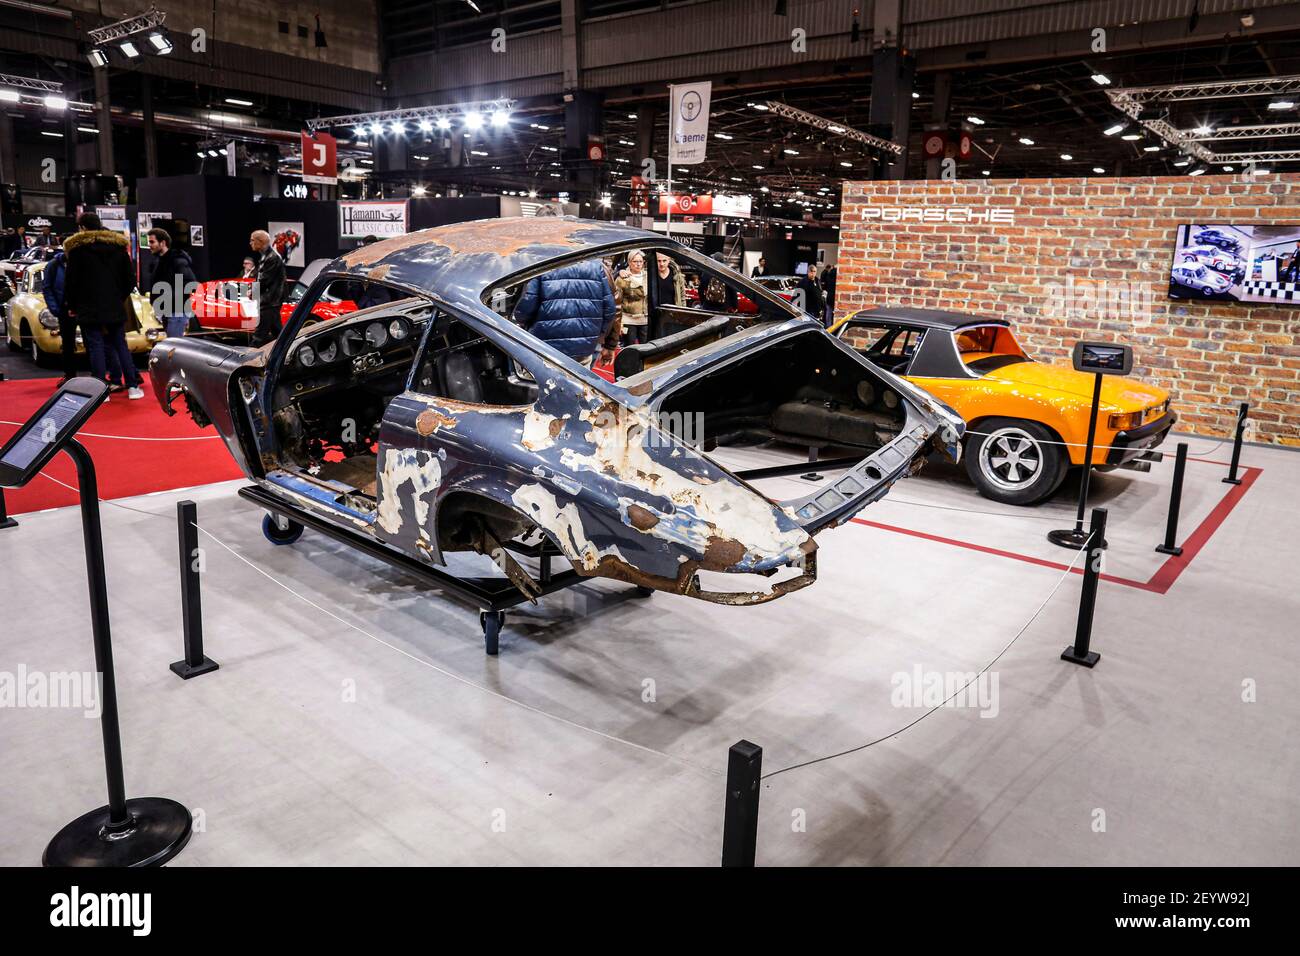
[{"xmin": 0, "ymin": 378, "xmax": 108, "ymax": 489}]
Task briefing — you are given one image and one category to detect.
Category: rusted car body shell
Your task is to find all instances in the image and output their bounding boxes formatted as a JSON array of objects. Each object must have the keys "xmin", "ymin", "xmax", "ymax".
[{"xmin": 150, "ymin": 217, "xmax": 960, "ymax": 605}]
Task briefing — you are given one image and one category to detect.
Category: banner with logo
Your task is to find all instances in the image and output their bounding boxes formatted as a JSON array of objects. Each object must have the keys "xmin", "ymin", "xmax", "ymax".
[
  {"xmin": 659, "ymin": 194, "xmax": 712, "ymax": 215},
  {"xmin": 339, "ymin": 200, "xmax": 408, "ymax": 239},
  {"xmin": 668, "ymin": 81, "xmax": 711, "ymax": 166},
  {"xmin": 301, "ymin": 130, "xmax": 338, "ymax": 185}
]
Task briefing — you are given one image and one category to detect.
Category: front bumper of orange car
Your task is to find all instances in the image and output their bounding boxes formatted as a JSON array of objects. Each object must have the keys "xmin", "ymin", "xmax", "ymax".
[{"xmin": 1105, "ymin": 410, "xmax": 1177, "ymax": 465}]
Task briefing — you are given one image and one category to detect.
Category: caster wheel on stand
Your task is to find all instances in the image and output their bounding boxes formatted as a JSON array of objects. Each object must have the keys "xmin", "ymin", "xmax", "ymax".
[
  {"xmin": 262, "ymin": 513, "xmax": 304, "ymax": 545},
  {"xmin": 480, "ymin": 610, "xmax": 506, "ymax": 656}
]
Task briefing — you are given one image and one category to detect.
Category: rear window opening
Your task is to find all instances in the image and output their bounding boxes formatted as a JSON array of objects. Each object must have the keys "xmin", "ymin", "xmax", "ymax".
[{"xmin": 654, "ymin": 328, "xmax": 907, "ymax": 455}]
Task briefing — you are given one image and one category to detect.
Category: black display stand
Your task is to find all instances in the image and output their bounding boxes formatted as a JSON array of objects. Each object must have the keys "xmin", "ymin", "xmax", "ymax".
[
  {"xmin": 1223, "ymin": 402, "xmax": 1248, "ymax": 486},
  {"xmin": 1061, "ymin": 507, "xmax": 1108, "ymax": 668},
  {"xmin": 44, "ymin": 439, "xmax": 193, "ymax": 866},
  {"xmin": 169, "ymin": 499, "xmax": 219, "ymax": 679},
  {"xmin": 1048, "ymin": 371, "xmax": 1105, "ymax": 551},
  {"xmin": 0, "ymin": 379, "xmax": 192, "ymax": 866},
  {"xmin": 0, "ymin": 487, "xmax": 16, "ymax": 529},
  {"xmin": 721, "ymin": 740, "xmax": 762, "ymax": 867},
  {"xmin": 1049, "ymin": 342, "xmax": 1132, "ymax": 551}
]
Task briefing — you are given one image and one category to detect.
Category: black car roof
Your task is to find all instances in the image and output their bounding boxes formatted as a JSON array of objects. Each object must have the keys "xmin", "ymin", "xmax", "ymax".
[{"xmin": 845, "ymin": 306, "xmax": 1010, "ymax": 331}]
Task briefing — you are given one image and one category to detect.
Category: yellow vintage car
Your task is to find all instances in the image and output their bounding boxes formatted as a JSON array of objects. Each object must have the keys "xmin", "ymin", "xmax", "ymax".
[
  {"xmin": 831, "ymin": 307, "xmax": 1174, "ymax": 505},
  {"xmin": 3, "ymin": 260, "xmax": 165, "ymax": 368}
]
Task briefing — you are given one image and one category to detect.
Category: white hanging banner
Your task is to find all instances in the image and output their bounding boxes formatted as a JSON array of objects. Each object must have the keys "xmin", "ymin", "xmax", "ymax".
[{"xmin": 668, "ymin": 81, "xmax": 712, "ymax": 166}]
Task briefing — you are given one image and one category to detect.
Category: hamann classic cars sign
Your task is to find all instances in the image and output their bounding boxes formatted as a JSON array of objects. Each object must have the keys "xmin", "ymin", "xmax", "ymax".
[{"xmin": 338, "ymin": 199, "xmax": 409, "ymax": 239}]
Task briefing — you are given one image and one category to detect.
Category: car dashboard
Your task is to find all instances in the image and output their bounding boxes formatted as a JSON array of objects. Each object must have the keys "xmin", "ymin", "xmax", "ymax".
[{"xmin": 279, "ymin": 305, "xmax": 431, "ymax": 397}]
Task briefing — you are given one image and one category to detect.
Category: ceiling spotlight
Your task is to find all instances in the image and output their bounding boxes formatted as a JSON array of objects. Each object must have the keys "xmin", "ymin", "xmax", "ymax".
[
  {"xmin": 1222, "ymin": 164, "xmax": 1234, "ymax": 171},
  {"xmin": 491, "ymin": 110, "xmax": 510, "ymax": 127},
  {"xmin": 1267, "ymin": 100, "xmax": 1295, "ymax": 110},
  {"xmin": 1121, "ymin": 133, "xmax": 1142, "ymax": 140},
  {"xmin": 76, "ymin": 126, "xmax": 98, "ymax": 134},
  {"xmin": 43, "ymin": 95, "xmax": 68, "ymax": 111},
  {"xmin": 1143, "ymin": 145, "xmax": 1161, "ymax": 152},
  {"xmin": 196, "ymin": 151, "xmax": 205, "ymax": 158},
  {"xmin": 1060, "ymin": 153, "xmax": 1073, "ymax": 160},
  {"xmin": 1251, "ymin": 167, "xmax": 1271, "ymax": 175},
  {"xmin": 1093, "ymin": 166, "xmax": 1105, "ymax": 174},
  {"xmin": 714, "ymin": 132, "xmax": 733, "ymax": 140},
  {"xmin": 1091, "ymin": 73, "xmax": 1111, "ymax": 86},
  {"xmin": 981, "ymin": 169, "xmax": 991, "ymax": 176},
  {"xmin": 369, "ymin": 123, "xmax": 383, "ymax": 136},
  {"xmin": 1193, "ymin": 124, "xmax": 1213, "ymax": 135},
  {"xmin": 751, "ymin": 102, "xmax": 770, "ymax": 111},
  {"xmin": 412, "ymin": 185, "xmax": 427, "ymax": 197},
  {"xmin": 147, "ymin": 30, "xmax": 173, "ymax": 55},
  {"xmin": 783, "ymin": 147, "xmax": 799, "ymax": 155},
  {"xmin": 207, "ymin": 149, "xmax": 219, "ymax": 157},
  {"xmin": 40, "ymin": 130, "xmax": 63, "ymax": 138},
  {"xmin": 87, "ymin": 48, "xmax": 109, "ymax": 68},
  {"xmin": 435, "ymin": 117, "xmax": 451, "ymax": 130},
  {"xmin": 389, "ymin": 122, "xmax": 404, "ymax": 135},
  {"xmin": 463, "ymin": 111, "xmax": 483, "ymax": 130},
  {"xmin": 966, "ymin": 115, "xmax": 985, "ymax": 125},
  {"xmin": 0, "ymin": 90, "xmax": 18, "ymax": 103},
  {"xmin": 1018, "ymin": 136, "xmax": 1035, "ymax": 145},
  {"xmin": 1103, "ymin": 123, "xmax": 1126, "ymax": 136},
  {"xmin": 1174, "ymin": 159, "xmax": 1190, "ymax": 167},
  {"xmin": 528, "ymin": 189, "xmax": 537, "ymax": 198},
  {"xmin": 119, "ymin": 40, "xmax": 140, "ymax": 58},
  {"xmin": 840, "ymin": 161, "xmax": 852, "ymax": 167},
  {"xmin": 599, "ymin": 194, "xmax": 612, "ymax": 207},
  {"xmin": 911, "ymin": 91, "xmax": 920, "ymax": 100},
  {"xmin": 354, "ymin": 126, "xmax": 367, "ymax": 137},
  {"xmin": 225, "ymin": 98, "xmax": 254, "ymax": 107},
  {"xmin": 1188, "ymin": 166, "xmax": 1206, "ymax": 175},
  {"xmin": 417, "ymin": 119, "xmax": 432, "ymax": 133}
]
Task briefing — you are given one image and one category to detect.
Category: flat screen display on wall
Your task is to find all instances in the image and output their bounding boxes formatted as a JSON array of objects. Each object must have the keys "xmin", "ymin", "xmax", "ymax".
[{"xmin": 1169, "ymin": 223, "xmax": 1300, "ymax": 304}]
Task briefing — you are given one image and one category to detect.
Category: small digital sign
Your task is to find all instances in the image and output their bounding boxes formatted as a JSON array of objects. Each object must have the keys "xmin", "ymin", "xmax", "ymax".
[{"xmin": 1072, "ymin": 341, "xmax": 1134, "ymax": 376}]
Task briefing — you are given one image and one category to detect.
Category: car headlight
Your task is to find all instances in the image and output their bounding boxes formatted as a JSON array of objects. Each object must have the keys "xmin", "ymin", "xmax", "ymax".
[
  {"xmin": 1108, "ymin": 411, "xmax": 1143, "ymax": 431},
  {"xmin": 38, "ymin": 309, "xmax": 58, "ymax": 331}
]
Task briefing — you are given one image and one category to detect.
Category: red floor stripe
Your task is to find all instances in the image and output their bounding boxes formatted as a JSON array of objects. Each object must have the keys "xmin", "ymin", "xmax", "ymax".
[{"xmin": 851, "ymin": 462, "xmax": 1262, "ymax": 595}]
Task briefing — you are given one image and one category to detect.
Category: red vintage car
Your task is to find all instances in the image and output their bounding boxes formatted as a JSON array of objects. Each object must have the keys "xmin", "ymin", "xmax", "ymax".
[{"xmin": 189, "ymin": 258, "xmax": 357, "ymax": 332}]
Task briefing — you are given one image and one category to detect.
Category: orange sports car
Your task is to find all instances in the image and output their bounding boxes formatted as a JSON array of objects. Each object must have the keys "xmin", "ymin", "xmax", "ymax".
[{"xmin": 831, "ymin": 307, "xmax": 1175, "ymax": 505}]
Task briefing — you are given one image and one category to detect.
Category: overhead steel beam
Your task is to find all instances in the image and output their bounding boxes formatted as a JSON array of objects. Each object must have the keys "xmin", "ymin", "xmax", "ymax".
[
  {"xmin": 763, "ymin": 101, "xmax": 904, "ymax": 156},
  {"xmin": 86, "ymin": 6, "xmax": 166, "ymax": 46},
  {"xmin": 305, "ymin": 100, "xmax": 517, "ymax": 133},
  {"xmin": 1184, "ymin": 124, "xmax": 1300, "ymax": 141}
]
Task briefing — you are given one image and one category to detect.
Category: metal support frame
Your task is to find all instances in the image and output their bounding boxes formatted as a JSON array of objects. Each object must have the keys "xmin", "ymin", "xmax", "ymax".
[
  {"xmin": 0, "ymin": 487, "xmax": 17, "ymax": 529},
  {"xmin": 1108, "ymin": 75, "xmax": 1300, "ymax": 165},
  {"xmin": 763, "ymin": 100, "xmax": 904, "ymax": 156},
  {"xmin": 237, "ymin": 484, "xmax": 584, "ymax": 615},
  {"xmin": 306, "ymin": 99, "xmax": 516, "ymax": 134},
  {"xmin": 86, "ymin": 6, "xmax": 166, "ymax": 46}
]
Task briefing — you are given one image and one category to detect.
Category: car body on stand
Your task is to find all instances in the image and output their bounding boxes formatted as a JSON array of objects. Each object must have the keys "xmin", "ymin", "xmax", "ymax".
[
  {"xmin": 4, "ymin": 261, "xmax": 165, "ymax": 367},
  {"xmin": 1179, "ymin": 244, "xmax": 1244, "ymax": 280},
  {"xmin": 149, "ymin": 217, "xmax": 963, "ymax": 620},
  {"xmin": 830, "ymin": 306, "xmax": 1174, "ymax": 505}
]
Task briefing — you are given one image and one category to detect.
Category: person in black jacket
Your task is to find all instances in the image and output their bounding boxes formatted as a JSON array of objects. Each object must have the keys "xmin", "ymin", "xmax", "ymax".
[
  {"xmin": 63, "ymin": 213, "xmax": 143, "ymax": 399},
  {"xmin": 819, "ymin": 264, "xmax": 837, "ymax": 325},
  {"xmin": 797, "ymin": 265, "xmax": 825, "ymax": 322},
  {"xmin": 146, "ymin": 227, "xmax": 198, "ymax": 339},
  {"xmin": 249, "ymin": 229, "xmax": 285, "ymax": 345}
]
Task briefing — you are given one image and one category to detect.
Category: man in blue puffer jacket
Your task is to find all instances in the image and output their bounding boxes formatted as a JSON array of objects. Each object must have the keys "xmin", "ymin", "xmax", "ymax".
[{"xmin": 513, "ymin": 258, "xmax": 617, "ymax": 365}]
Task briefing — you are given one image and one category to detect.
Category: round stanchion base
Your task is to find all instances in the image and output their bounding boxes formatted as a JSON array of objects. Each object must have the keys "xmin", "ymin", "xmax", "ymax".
[
  {"xmin": 1061, "ymin": 645, "xmax": 1101, "ymax": 668},
  {"xmin": 1048, "ymin": 527, "xmax": 1095, "ymax": 550},
  {"xmin": 0, "ymin": 516, "xmax": 17, "ymax": 530},
  {"xmin": 1222, "ymin": 476, "xmax": 1242, "ymax": 486},
  {"xmin": 43, "ymin": 797, "xmax": 192, "ymax": 868},
  {"xmin": 1154, "ymin": 544, "xmax": 1184, "ymax": 557},
  {"xmin": 800, "ymin": 472, "xmax": 824, "ymax": 482}
]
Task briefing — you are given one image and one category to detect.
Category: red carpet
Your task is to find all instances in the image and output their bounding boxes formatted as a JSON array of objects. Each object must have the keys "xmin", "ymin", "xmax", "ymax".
[{"xmin": 0, "ymin": 377, "xmax": 243, "ymax": 515}]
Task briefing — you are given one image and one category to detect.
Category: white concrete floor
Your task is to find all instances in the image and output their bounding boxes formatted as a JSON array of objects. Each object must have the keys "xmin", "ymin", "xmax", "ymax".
[{"xmin": 1, "ymin": 434, "xmax": 1296, "ymax": 866}]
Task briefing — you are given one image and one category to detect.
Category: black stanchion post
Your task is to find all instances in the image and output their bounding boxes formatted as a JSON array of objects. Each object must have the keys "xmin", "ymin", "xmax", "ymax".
[
  {"xmin": 170, "ymin": 499, "xmax": 218, "ymax": 679},
  {"xmin": 1155, "ymin": 442, "xmax": 1188, "ymax": 557},
  {"xmin": 43, "ymin": 439, "xmax": 192, "ymax": 866},
  {"xmin": 1223, "ymin": 401, "xmax": 1248, "ymax": 486},
  {"xmin": 1062, "ymin": 507, "xmax": 1107, "ymax": 669},
  {"xmin": 802, "ymin": 445, "xmax": 824, "ymax": 482},
  {"xmin": 721, "ymin": 739, "xmax": 762, "ymax": 867},
  {"xmin": 0, "ymin": 487, "xmax": 16, "ymax": 529}
]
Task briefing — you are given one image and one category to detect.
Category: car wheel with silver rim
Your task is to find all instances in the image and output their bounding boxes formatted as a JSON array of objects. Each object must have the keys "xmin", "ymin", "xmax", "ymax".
[{"xmin": 964, "ymin": 417, "xmax": 1068, "ymax": 506}]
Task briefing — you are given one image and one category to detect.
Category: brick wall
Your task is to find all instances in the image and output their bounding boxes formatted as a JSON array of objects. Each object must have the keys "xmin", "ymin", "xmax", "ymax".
[{"xmin": 838, "ymin": 175, "xmax": 1300, "ymax": 446}]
